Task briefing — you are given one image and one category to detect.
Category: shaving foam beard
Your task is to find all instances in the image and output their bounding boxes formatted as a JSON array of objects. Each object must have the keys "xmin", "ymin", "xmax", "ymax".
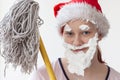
[{"xmin": 64, "ymin": 33, "xmax": 98, "ymax": 76}]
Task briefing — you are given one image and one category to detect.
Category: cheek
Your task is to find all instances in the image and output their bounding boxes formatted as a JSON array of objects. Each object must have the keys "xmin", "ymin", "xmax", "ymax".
[
  {"xmin": 82, "ymin": 37, "xmax": 90, "ymax": 43},
  {"xmin": 82, "ymin": 37, "xmax": 93, "ymax": 43},
  {"xmin": 79, "ymin": 37, "xmax": 93, "ymax": 45},
  {"xmin": 64, "ymin": 39, "xmax": 72, "ymax": 44},
  {"xmin": 83, "ymin": 32, "xmax": 97, "ymax": 43},
  {"xmin": 63, "ymin": 34, "xmax": 73, "ymax": 44}
]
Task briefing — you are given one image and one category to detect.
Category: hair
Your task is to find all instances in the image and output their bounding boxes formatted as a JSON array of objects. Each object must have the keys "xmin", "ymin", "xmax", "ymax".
[
  {"xmin": 0, "ymin": 0, "xmax": 43, "ymax": 74},
  {"xmin": 97, "ymin": 46, "xmax": 105, "ymax": 63}
]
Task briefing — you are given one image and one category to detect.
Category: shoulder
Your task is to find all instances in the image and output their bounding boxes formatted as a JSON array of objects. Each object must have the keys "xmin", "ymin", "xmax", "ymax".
[
  {"xmin": 38, "ymin": 60, "xmax": 59, "ymax": 79},
  {"xmin": 29, "ymin": 64, "xmax": 50, "ymax": 80},
  {"xmin": 38, "ymin": 59, "xmax": 60, "ymax": 74},
  {"xmin": 108, "ymin": 67, "xmax": 120, "ymax": 80},
  {"xmin": 29, "ymin": 59, "xmax": 60, "ymax": 80}
]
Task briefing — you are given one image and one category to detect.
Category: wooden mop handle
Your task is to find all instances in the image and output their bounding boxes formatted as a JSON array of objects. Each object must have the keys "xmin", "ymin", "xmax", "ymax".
[{"xmin": 39, "ymin": 36, "xmax": 57, "ymax": 80}]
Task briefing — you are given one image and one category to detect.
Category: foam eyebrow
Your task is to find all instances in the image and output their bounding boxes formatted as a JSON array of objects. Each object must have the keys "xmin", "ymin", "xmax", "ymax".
[
  {"xmin": 64, "ymin": 24, "xmax": 72, "ymax": 32},
  {"xmin": 79, "ymin": 25, "xmax": 90, "ymax": 31}
]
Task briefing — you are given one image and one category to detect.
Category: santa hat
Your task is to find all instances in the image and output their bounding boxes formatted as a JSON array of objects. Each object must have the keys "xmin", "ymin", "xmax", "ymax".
[{"xmin": 54, "ymin": 0, "xmax": 110, "ymax": 37}]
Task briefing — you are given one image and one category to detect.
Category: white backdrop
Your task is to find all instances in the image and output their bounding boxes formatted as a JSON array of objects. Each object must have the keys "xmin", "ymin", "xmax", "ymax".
[{"xmin": 0, "ymin": 0, "xmax": 120, "ymax": 80}]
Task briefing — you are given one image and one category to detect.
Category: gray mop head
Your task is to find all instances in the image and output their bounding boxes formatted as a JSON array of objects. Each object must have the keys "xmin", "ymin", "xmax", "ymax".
[{"xmin": 0, "ymin": 0, "xmax": 43, "ymax": 74}]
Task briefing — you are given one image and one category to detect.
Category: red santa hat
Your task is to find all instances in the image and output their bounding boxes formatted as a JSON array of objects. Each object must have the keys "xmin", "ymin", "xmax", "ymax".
[{"xmin": 53, "ymin": 0, "xmax": 110, "ymax": 37}]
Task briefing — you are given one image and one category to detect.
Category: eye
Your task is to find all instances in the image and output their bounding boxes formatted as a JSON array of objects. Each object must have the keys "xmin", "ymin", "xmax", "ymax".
[
  {"xmin": 82, "ymin": 31, "xmax": 90, "ymax": 35},
  {"xmin": 65, "ymin": 31, "xmax": 74, "ymax": 36}
]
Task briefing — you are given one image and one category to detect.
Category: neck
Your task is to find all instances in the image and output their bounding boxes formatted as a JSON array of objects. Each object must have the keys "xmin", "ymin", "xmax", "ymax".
[{"xmin": 84, "ymin": 49, "xmax": 106, "ymax": 75}]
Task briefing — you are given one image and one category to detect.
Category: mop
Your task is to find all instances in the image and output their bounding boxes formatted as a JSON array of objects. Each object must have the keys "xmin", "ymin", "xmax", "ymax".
[{"xmin": 0, "ymin": 0, "xmax": 56, "ymax": 79}]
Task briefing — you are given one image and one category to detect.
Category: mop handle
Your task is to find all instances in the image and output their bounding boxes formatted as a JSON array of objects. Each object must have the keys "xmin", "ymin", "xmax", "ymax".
[{"xmin": 39, "ymin": 37, "xmax": 57, "ymax": 80}]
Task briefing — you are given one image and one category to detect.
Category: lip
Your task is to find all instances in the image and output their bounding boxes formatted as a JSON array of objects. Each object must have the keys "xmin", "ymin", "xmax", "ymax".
[
  {"xmin": 72, "ymin": 49, "xmax": 82, "ymax": 52},
  {"xmin": 71, "ymin": 47, "xmax": 88, "ymax": 53}
]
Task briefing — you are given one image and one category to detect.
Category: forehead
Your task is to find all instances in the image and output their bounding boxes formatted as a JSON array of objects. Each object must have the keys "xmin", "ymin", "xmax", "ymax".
[{"xmin": 65, "ymin": 19, "xmax": 97, "ymax": 30}]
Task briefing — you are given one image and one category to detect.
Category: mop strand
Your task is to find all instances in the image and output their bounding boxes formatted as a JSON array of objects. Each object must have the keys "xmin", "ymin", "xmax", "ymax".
[{"xmin": 0, "ymin": 0, "xmax": 43, "ymax": 73}]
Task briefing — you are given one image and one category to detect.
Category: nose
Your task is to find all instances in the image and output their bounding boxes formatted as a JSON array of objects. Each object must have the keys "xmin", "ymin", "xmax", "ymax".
[{"xmin": 72, "ymin": 35, "xmax": 83, "ymax": 46}]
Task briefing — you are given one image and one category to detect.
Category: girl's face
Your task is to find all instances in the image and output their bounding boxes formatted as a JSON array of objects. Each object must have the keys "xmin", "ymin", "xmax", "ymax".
[{"xmin": 62, "ymin": 19, "xmax": 98, "ymax": 53}]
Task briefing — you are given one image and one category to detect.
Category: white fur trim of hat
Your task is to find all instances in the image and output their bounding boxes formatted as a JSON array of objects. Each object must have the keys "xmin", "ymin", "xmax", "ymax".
[{"xmin": 54, "ymin": 1, "xmax": 110, "ymax": 37}]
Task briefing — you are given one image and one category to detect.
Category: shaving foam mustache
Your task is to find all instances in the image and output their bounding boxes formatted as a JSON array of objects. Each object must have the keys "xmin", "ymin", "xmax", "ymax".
[{"xmin": 63, "ymin": 33, "xmax": 98, "ymax": 51}]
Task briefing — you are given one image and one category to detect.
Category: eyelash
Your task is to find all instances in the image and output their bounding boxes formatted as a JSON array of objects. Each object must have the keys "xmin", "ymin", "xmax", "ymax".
[
  {"xmin": 65, "ymin": 31, "xmax": 74, "ymax": 36},
  {"xmin": 64, "ymin": 31, "xmax": 91, "ymax": 37},
  {"xmin": 82, "ymin": 31, "xmax": 91, "ymax": 35}
]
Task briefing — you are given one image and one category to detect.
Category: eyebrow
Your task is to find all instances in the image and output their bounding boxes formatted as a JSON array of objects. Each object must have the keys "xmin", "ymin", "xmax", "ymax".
[
  {"xmin": 64, "ymin": 24, "xmax": 72, "ymax": 32},
  {"xmin": 79, "ymin": 25, "xmax": 90, "ymax": 31}
]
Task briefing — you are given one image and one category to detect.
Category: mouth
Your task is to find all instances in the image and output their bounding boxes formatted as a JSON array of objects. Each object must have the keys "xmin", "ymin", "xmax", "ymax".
[{"xmin": 71, "ymin": 47, "xmax": 89, "ymax": 53}]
